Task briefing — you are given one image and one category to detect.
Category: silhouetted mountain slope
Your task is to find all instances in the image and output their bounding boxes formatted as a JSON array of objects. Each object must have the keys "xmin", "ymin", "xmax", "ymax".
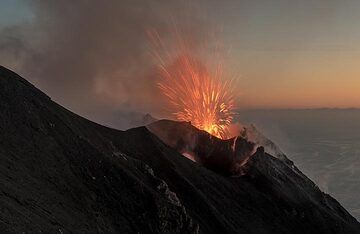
[
  {"xmin": 0, "ymin": 66, "xmax": 196, "ymax": 233},
  {"xmin": 0, "ymin": 65, "xmax": 359, "ymax": 233}
]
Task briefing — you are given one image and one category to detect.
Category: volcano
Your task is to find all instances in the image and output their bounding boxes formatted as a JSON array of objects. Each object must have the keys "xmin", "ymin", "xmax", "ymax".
[{"xmin": 0, "ymin": 65, "xmax": 359, "ymax": 233}]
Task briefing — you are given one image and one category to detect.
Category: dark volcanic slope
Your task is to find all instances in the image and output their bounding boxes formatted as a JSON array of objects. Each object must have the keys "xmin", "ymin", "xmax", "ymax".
[
  {"xmin": 0, "ymin": 66, "xmax": 359, "ymax": 233},
  {"xmin": 0, "ymin": 67, "xmax": 196, "ymax": 233}
]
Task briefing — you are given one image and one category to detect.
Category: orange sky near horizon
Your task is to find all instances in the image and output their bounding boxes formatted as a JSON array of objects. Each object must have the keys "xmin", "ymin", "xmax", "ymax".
[
  {"xmin": 206, "ymin": 0, "xmax": 360, "ymax": 109},
  {"xmin": 232, "ymin": 50, "xmax": 360, "ymax": 109}
]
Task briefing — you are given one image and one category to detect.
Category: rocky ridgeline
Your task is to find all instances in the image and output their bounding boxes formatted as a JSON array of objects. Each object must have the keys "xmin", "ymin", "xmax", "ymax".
[{"xmin": 0, "ymin": 65, "xmax": 359, "ymax": 233}]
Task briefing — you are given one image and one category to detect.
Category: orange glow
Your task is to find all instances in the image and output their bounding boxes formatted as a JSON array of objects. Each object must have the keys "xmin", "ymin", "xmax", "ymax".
[{"xmin": 149, "ymin": 30, "xmax": 236, "ymax": 139}]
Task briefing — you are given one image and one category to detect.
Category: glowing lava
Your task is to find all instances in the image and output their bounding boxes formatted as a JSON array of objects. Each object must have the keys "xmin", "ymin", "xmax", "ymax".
[
  {"xmin": 149, "ymin": 30, "xmax": 236, "ymax": 139},
  {"xmin": 158, "ymin": 55, "xmax": 235, "ymax": 139}
]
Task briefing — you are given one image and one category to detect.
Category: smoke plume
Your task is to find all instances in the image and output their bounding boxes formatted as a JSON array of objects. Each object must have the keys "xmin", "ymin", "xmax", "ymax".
[{"xmin": 0, "ymin": 0, "xmax": 213, "ymax": 127}]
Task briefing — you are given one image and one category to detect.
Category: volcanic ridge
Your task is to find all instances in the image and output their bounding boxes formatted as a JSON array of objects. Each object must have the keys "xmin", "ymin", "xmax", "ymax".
[{"xmin": 0, "ymin": 65, "xmax": 359, "ymax": 233}]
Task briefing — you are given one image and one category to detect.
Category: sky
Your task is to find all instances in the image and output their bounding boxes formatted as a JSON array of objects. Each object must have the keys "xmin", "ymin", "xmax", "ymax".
[
  {"xmin": 0, "ymin": 0, "xmax": 32, "ymax": 28},
  {"xmin": 1, "ymin": 0, "xmax": 360, "ymax": 123}
]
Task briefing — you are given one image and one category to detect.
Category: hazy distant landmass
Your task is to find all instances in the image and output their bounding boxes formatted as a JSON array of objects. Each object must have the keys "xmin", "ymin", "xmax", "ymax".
[{"xmin": 238, "ymin": 109, "xmax": 360, "ymax": 220}]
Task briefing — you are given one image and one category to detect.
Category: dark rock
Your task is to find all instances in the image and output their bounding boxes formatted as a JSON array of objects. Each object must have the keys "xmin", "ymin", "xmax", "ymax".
[
  {"xmin": 0, "ymin": 66, "xmax": 196, "ymax": 233},
  {"xmin": 0, "ymin": 65, "xmax": 359, "ymax": 233},
  {"xmin": 147, "ymin": 120, "xmax": 256, "ymax": 175}
]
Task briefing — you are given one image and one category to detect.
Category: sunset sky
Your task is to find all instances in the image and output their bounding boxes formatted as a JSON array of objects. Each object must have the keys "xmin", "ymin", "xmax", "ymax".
[{"xmin": 1, "ymin": 0, "xmax": 360, "ymax": 114}]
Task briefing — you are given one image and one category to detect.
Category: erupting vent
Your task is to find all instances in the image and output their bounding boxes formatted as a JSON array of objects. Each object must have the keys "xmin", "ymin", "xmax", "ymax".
[{"xmin": 149, "ymin": 30, "xmax": 236, "ymax": 139}]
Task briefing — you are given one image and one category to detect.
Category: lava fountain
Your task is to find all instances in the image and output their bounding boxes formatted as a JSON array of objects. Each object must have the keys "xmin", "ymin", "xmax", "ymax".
[{"xmin": 148, "ymin": 30, "xmax": 236, "ymax": 139}]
